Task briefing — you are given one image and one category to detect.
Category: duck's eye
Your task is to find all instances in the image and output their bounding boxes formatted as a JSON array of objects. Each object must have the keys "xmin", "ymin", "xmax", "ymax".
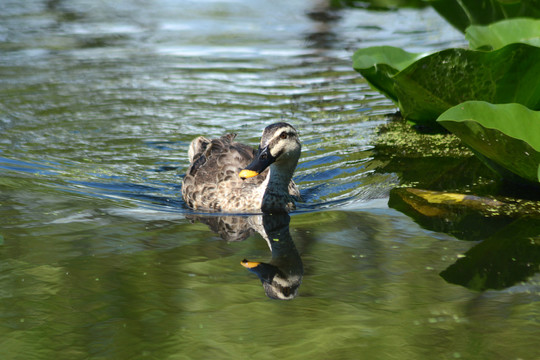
[
  {"xmin": 260, "ymin": 153, "xmax": 268, "ymax": 160},
  {"xmin": 280, "ymin": 132, "xmax": 288, "ymax": 139}
]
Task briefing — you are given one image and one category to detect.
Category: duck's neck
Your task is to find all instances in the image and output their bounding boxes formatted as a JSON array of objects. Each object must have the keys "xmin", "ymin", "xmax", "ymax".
[
  {"xmin": 271, "ymin": 162, "xmax": 295, "ymax": 188},
  {"xmin": 259, "ymin": 161, "xmax": 296, "ymax": 212}
]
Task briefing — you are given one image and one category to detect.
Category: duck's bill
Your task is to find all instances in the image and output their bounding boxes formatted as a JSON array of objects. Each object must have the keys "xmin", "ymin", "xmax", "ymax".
[
  {"xmin": 241, "ymin": 259, "xmax": 280, "ymax": 285},
  {"xmin": 241, "ymin": 259, "xmax": 261, "ymax": 268},
  {"xmin": 239, "ymin": 146, "xmax": 276, "ymax": 179},
  {"xmin": 238, "ymin": 169, "xmax": 259, "ymax": 179}
]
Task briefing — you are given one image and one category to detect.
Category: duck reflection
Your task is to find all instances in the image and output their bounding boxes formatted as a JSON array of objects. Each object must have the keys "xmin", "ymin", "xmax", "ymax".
[{"xmin": 187, "ymin": 213, "xmax": 303, "ymax": 300}]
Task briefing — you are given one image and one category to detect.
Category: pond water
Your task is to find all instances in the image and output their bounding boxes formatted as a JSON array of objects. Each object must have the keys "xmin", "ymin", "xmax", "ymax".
[{"xmin": 1, "ymin": 0, "xmax": 539, "ymax": 359}]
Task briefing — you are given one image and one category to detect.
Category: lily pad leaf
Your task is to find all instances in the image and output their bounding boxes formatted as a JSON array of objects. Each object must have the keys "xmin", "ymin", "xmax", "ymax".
[
  {"xmin": 466, "ymin": 18, "xmax": 540, "ymax": 50},
  {"xmin": 353, "ymin": 43, "xmax": 540, "ymax": 124},
  {"xmin": 437, "ymin": 101, "xmax": 540, "ymax": 185},
  {"xmin": 352, "ymin": 46, "xmax": 428, "ymax": 102}
]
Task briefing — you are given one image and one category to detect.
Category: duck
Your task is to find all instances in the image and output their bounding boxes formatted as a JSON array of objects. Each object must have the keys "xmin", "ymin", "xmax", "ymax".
[{"xmin": 182, "ymin": 122, "xmax": 302, "ymax": 213}]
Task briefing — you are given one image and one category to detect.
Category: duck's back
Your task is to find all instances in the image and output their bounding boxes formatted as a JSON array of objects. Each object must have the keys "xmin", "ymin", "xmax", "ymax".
[{"xmin": 182, "ymin": 134, "xmax": 263, "ymax": 211}]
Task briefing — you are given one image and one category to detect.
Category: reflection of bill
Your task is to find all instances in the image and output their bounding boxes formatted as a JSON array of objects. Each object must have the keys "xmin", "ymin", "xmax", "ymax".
[
  {"xmin": 240, "ymin": 214, "xmax": 303, "ymax": 300},
  {"xmin": 187, "ymin": 213, "xmax": 303, "ymax": 300}
]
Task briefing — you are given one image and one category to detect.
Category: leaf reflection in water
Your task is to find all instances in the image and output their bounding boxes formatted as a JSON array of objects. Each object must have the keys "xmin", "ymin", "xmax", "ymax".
[{"xmin": 389, "ymin": 187, "xmax": 540, "ymax": 291}]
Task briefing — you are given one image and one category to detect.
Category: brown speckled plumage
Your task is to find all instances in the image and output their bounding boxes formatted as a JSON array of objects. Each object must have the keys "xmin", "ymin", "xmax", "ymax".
[{"xmin": 182, "ymin": 123, "xmax": 301, "ymax": 213}]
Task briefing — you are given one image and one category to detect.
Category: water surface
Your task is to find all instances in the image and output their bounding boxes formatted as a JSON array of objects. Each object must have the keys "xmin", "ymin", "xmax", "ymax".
[{"xmin": 1, "ymin": 1, "xmax": 539, "ymax": 359}]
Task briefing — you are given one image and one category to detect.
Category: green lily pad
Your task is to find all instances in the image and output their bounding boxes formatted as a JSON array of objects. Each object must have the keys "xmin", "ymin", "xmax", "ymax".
[
  {"xmin": 353, "ymin": 43, "xmax": 540, "ymax": 124},
  {"xmin": 352, "ymin": 46, "xmax": 428, "ymax": 103},
  {"xmin": 466, "ymin": 18, "xmax": 540, "ymax": 50},
  {"xmin": 437, "ymin": 101, "xmax": 540, "ymax": 185}
]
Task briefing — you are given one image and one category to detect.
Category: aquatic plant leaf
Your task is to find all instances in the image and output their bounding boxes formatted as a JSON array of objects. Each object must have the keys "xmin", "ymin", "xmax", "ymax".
[
  {"xmin": 438, "ymin": 101, "xmax": 540, "ymax": 185},
  {"xmin": 466, "ymin": 18, "xmax": 540, "ymax": 50},
  {"xmin": 353, "ymin": 43, "xmax": 540, "ymax": 124},
  {"xmin": 427, "ymin": 0, "xmax": 540, "ymax": 32},
  {"xmin": 352, "ymin": 46, "xmax": 427, "ymax": 102}
]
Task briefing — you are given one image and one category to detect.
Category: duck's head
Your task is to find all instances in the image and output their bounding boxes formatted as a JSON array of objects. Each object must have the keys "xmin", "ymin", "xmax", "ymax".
[{"xmin": 239, "ymin": 122, "xmax": 301, "ymax": 180}]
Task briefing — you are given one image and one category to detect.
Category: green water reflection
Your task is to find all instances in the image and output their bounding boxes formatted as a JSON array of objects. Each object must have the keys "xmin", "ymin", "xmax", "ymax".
[{"xmin": 1, "ymin": 206, "xmax": 538, "ymax": 359}]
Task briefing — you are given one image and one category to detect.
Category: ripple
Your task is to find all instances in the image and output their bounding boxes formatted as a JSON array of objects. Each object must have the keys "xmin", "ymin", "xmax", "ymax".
[{"xmin": 0, "ymin": 1, "xmax": 465, "ymax": 214}]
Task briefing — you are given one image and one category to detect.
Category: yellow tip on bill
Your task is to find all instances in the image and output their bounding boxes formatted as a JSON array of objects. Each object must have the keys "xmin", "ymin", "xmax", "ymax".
[
  {"xmin": 239, "ymin": 169, "xmax": 259, "ymax": 179},
  {"xmin": 241, "ymin": 260, "xmax": 260, "ymax": 269}
]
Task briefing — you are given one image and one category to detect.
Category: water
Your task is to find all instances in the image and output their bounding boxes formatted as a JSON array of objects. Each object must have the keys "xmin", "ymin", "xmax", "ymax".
[{"xmin": 1, "ymin": 0, "xmax": 539, "ymax": 359}]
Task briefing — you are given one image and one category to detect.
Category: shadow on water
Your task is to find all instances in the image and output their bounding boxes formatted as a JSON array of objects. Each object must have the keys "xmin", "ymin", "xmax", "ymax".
[{"xmin": 187, "ymin": 213, "xmax": 303, "ymax": 300}]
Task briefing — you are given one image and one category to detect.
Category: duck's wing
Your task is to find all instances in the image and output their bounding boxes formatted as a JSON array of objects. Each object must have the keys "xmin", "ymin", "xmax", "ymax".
[
  {"xmin": 188, "ymin": 136, "xmax": 210, "ymax": 163},
  {"xmin": 288, "ymin": 181, "xmax": 301, "ymax": 201},
  {"xmin": 187, "ymin": 133, "xmax": 255, "ymax": 177},
  {"xmin": 183, "ymin": 134, "xmax": 266, "ymax": 210}
]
